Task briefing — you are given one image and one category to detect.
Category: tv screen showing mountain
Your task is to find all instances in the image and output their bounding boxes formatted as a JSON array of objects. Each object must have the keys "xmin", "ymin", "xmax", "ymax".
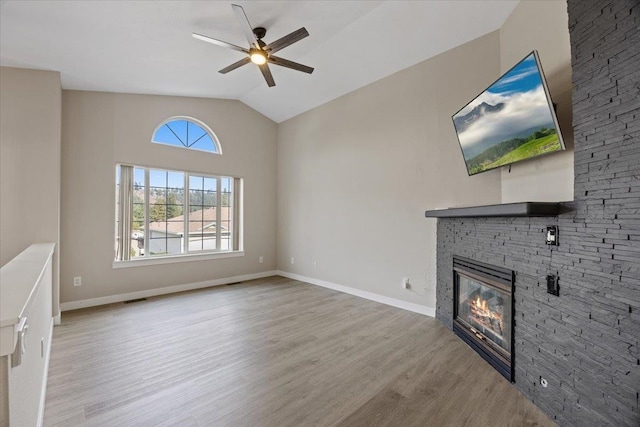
[{"xmin": 452, "ymin": 51, "xmax": 565, "ymax": 176}]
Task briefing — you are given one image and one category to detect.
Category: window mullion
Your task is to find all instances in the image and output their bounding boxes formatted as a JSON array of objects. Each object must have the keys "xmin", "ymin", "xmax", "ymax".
[
  {"xmin": 118, "ymin": 166, "xmax": 133, "ymax": 261},
  {"xmin": 144, "ymin": 168, "xmax": 150, "ymax": 258},
  {"xmin": 233, "ymin": 178, "xmax": 240, "ymax": 251},
  {"xmin": 184, "ymin": 174, "xmax": 190, "ymax": 254},
  {"xmin": 228, "ymin": 178, "xmax": 234, "ymax": 252},
  {"xmin": 216, "ymin": 177, "xmax": 222, "ymax": 251}
]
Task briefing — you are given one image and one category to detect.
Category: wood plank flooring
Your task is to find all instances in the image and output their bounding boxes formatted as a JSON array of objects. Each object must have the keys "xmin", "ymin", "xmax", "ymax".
[{"xmin": 44, "ymin": 276, "xmax": 555, "ymax": 426}]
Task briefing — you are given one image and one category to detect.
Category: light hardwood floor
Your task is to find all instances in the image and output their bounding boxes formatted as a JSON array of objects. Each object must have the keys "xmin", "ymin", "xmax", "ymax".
[{"xmin": 44, "ymin": 276, "xmax": 555, "ymax": 426}]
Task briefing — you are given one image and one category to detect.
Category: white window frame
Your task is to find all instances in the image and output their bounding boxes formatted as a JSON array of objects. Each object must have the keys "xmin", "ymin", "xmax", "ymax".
[{"xmin": 114, "ymin": 164, "xmax": 243, "ymax": 268}]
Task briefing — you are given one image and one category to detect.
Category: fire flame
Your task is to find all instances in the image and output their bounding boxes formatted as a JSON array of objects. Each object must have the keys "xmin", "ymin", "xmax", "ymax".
[
  {"xmin": 469, "ymin": 296, "xmax": 504, "ymax": 336},
  {"xmin": 475, "ymin": 296, "xmax": 487, "ymax": 311}
]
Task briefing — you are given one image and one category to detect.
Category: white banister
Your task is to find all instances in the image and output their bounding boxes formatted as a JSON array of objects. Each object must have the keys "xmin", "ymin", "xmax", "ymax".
[{"xmin": 0, "ymin": 243, "xmax": 55, "ymax": 427}]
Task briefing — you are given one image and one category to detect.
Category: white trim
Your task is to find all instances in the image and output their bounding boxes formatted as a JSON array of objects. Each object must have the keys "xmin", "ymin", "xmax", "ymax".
[
  {"xmin": 276, "ymin": 271, "xmax": 435, "ymax": 317},
  {"xmin": 53, "ymin": 314, "xmax": 61, "ymax": 325},
  {"xmin": 115, "ymin": 161, "xmax": 245, "ymax": 181},
  {"xmin": 37, "ymin": 318, "xmax": 54, "ymax": 427},
  {"xmin": 112, "ymin": 250, "xmax": 244, "ymax": 269},
  {"xmin": 60, "ymin": 270, "xmax": 277, "ymax": 311}
]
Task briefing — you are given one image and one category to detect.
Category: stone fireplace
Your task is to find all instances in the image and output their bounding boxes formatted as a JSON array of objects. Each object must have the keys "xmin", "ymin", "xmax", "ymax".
[{"xmin": 430, "ymin": 1, "xmax": 639, "ymax": 426}]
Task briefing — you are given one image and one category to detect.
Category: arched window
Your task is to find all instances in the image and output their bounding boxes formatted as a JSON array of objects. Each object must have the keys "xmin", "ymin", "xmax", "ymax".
[{"xmin": 152, "ymin": 117, "xmax": 222, "ymax": 154}]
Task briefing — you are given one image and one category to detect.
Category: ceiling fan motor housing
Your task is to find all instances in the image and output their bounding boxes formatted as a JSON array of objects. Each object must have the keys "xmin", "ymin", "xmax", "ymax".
[{"xmin": 253, "ymin": 27, "xmax": 267, "ymax": 40}]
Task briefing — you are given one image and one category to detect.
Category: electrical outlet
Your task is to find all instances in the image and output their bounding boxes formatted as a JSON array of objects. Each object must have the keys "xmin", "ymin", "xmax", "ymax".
[
  {"xmin": 402, "ymin": 277, "xmax": 410, "ymax": 289},
  {"xmin": 73, "ymin": 276, "xmax": 82, "ymax": 287},
  {"xmin": 259, "ymin": 256, "xmax": 264, "ymax": 264},
  {"xmin": 313, "ymin": 261, "xmax": 318, "ymax": 268},
  {"xmin": 290, "ymin": 257, "xmax": 295, "ymax": 265}
]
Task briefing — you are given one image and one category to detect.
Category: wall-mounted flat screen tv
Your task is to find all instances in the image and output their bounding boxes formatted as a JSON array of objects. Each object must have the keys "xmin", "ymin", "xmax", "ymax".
[{"xmin": 452, "ymin": 50, "xmax": 565, "ymax": 176}]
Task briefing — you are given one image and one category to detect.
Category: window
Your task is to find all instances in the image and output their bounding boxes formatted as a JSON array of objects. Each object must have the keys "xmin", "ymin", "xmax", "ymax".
[
  {"xmin": 115, "ymin": 165, "xmax": 242, "ymax": 264},
  {"xmin": 152, "ymin": 117, "xmax": 221, "ymax": 154}
]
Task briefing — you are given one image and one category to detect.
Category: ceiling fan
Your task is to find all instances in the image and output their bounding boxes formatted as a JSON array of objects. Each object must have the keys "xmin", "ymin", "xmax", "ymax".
[{"xmin": 193, "ymin": 4, "xmax": 314, "ymax": 87}]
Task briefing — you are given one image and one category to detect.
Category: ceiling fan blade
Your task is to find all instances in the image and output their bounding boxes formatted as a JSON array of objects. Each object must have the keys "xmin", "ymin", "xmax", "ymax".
[
  {"xmin": 231, "ymin": 4, "xmax": 260, "ymax": 49},
  {"xmin": 219, "ymin": 57, "xmax": 251, "ymax": 74},
  {"xmin": 268, "ymin": 56, "xmax": 314, "ymax": 74},
  {"xmin": 264, "ymin": 27, "xmax": 309, "ymax": 54},
  {"xmin": 258, "ymin": 63, "xmax": 276, "ymax": 87},
  {"xmin": 193, "ymin": 33, "xmax": 249, "ymax": 54}
]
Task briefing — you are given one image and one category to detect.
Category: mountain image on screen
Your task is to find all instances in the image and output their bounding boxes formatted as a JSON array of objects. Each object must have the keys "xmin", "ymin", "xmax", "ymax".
[
  {"xmin": 453, "ymin": 102, "xmax": 505, "ymax": 133},
  {"xmin": 452, "ymin": 52, "xmax": 564, "ymax": 175}
]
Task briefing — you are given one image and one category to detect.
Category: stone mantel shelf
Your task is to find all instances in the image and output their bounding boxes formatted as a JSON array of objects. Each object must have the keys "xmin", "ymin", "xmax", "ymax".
[{"xmin": 424, "ymin": 202, "xmax": 571, "ymax": 218}]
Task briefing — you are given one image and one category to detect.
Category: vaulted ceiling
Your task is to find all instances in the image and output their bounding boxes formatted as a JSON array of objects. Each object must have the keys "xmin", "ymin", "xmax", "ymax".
[{"xmin": 0, "ymin": 1, "xmax": 518, "ymax": 122}]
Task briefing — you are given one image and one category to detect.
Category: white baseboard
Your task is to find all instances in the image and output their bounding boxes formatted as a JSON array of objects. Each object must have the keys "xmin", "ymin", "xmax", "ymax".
[
  {"xmin": 276, "ymin": 270, "xmax": 435, "ymax": 317},
  {"xmin": 37, "ymin": 318, "xmax": 54, "ymax": 427},
  {"xmin": 60, "ymin": 269, "xmax": 435, "ymax": 317},
  {"xmin": 60, "ymin": 270, "xmax": 278, "ymax": 311}
]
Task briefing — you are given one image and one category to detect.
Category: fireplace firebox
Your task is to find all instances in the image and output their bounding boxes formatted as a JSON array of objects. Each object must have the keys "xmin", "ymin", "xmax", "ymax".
[{"xmin": 453, "ymin": 257, "xmax": 515, "ymax": 381}]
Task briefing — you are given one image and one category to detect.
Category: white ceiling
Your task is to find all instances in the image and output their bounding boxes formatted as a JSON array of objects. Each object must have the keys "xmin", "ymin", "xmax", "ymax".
[{"xmin": 0, "ymin": 1, "xmax": 518, "ymax": 123}]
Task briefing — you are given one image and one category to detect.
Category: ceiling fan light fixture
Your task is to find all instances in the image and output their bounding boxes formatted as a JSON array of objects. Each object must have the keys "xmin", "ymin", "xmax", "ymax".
[{"xmin": 250, "ymin": 50, "xmax": 267, "ymax": 65}]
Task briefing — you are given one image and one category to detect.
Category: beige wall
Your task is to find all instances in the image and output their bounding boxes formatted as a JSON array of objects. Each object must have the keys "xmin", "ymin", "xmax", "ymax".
[
  {"xmin": 276, "ymin": 32, "xmax": 503, "ymax": 309},
  {"xmin": 499, "ymin": 0, "xmax": 574, "ymax": 202},
  {"xmin": 0, "ymin": 67, "xmax": 61, "ymax": 317},
  {"xmin": 60, "ymin": 91, "xmax": 277, "ymax": 303}
]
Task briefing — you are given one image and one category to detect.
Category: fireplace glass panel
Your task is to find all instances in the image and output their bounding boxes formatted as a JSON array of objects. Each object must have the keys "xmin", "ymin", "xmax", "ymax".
[{"xmin": 457, "ymin": 274, "xmax": 511, "ymax": 354}]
